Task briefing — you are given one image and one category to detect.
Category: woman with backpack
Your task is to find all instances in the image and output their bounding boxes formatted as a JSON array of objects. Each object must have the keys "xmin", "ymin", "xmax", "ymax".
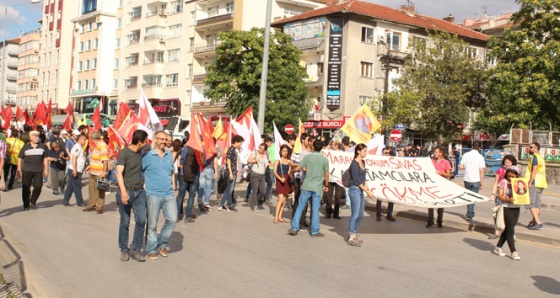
[{"xmin": 347, "ymin": 143, "xmax": 374, "ymax": 246}]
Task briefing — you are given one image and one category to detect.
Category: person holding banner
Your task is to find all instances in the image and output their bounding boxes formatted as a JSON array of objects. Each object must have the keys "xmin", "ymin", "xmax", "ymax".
[
  {"xmin": 346, "ymin": 144, "xmax": 374, "ymax": 246},
  {"xmin": 427, "ymin": 146, "xmax": 452, "ymax": 228},
  {"xmin": 495, "ymin": 166, "xmax": 522, "ymax": 260},
  {"xmin": 274, "ymin": 145, "xmax": 292, "ymax": 223}
]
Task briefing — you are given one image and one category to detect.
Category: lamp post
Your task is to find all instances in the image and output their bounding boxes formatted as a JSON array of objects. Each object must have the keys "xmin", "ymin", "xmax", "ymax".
[{"xmin": 0, "ymin": 0, "xmax": 40, "ymax": 106}]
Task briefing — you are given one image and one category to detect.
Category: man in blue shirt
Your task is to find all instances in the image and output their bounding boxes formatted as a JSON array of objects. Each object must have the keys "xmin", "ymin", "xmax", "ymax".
[{"xmin": 142, "ymin": 131, "xmax": 177, "ymax": 260}]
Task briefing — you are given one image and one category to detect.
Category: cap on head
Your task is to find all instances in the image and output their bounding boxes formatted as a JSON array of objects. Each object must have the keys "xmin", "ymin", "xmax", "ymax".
[{"xmin": 30, "ymin": 130, "xmax": 40, "ymax": 136}]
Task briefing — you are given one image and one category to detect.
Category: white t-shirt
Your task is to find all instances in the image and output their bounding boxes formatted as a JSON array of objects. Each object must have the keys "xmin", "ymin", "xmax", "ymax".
[
  {"xmin": 68, "ymin": 143, "xmax": 86, "ymax": 172},
  {"xmin": 460, "ymin": 150, "xmax": 485, "ymax": 182}
]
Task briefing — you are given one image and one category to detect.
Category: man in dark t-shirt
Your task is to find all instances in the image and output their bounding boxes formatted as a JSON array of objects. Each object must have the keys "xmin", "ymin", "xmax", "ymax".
[
  {"xmin": 116, "ymin": 130, "xmax": 148, "ymax": 262},
  {"xmin": 17, "ymin": 131, "xmax": 49, "ymax": 210}
]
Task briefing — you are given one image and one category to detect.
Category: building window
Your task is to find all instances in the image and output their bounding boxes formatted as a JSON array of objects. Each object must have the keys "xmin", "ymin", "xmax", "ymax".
[
  {"xmin": 78, "ymin": 61, "xmax": 83, "ymax": 71},
  {"xmin": 130, "ymin": 6, "xmax": 142, "ymax": 22},
  {"xmin": 83, "ymin": 0, "xmax": 97, "ymax": 14},
  {"xmin": 360, "ymin": 62, "xmax": 373, "ymax": 78},
  {"xmin": 166, "ymin": 73, "xmax": 178, "ymax": 87},
  {"xmin": 77, "ymin": 80, "xmax": 82, "ymax": 90},
  {"xmin": 115, "ymin": 37, "xmax": 121, "ymax": 48},
  {"xmin": 86, "ymin": 40, "xmax": 91, "ymax": 50},
  {"xmin": 114, "ymin": 58, "xmax": 119, "ymax": 69},
  {"xmin": 79, "ymin": 42, "xmax": 84, "ymax": 52},
  {"xmin": 113, "ymin": 79, "xmax": 118, "ymax": 90},
  {"xmin": 88, "ymin": 21, "xmax": 93, "ymax": 31},
  {"xmin": 84, "ymin": 80, "xmax": 89, "ymax": 89},
  {"xmin": 361, "ymin": 27, "xmax": 374, "ymax": 44},
  {"xmin": 168, "ymin": 49, "xmax": 180, "ymax": 62},
  {"xmin": 169, "ymin": 1, "xmax": 183, "ymax": 14},
  {"xmin": 226, "ymin": 2, "xmax": 234, "ymax": 13},
  {"xmin": 92, "ymin": 79, "xmax": 96, "ymax": 89},
  {"xmin": 117, "ymin": 17, "xmax": 121, "ymax": 28},
  {"xmin": 187, "ymin": 64, "xmax": 192, "ymax": 79},
  {"xmin": 93, "ymin": 58, "xmax": 97, "ymax": 69},
  {"xmin": 85, "ymin": 60, "xmax": 90, "ymax": 70},
  {"xmin": 185, "ymin": 90, "xmax": 191, "ymax": 104},
  {"xmin": 189, "ymin": 11, "xmax": 196, "ymax": 26},
  {"xmin": 189, "ymin": 38, "xmax": 194, "ymax": 52},
  {"xmin": 94, "ymin": 38, "xmax": 98, "ymax": 49},
  {"xmin": 466, "ymin": 47, "xmax": 478, "ymax": 59},
  {"xmin": 359, "ymin": 96, "xmax": 372, "ymax": 105},
  {"xmin": 385, "ymin": 31, "xmax": 401, "ymax": 51},
  {"xmin": 284, "ymin": 6, "xmax": 303, "ymax": 17},
  {"xmin": 168, "ymin": 24, "xmax": 182, "ymax": 38},
  {"xmin": 207, "ymin": 5, "xmax": 218, "ymax": 17}
]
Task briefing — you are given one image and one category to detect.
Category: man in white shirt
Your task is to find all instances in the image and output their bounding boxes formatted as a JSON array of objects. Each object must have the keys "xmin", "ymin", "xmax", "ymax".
[
  {"xmin": 62, "ymin": 134, "xmax": 87, "ymax": 206},
  {"xmin": 459, "ymin": 142, "xmax": 486, "ymax": 221}
]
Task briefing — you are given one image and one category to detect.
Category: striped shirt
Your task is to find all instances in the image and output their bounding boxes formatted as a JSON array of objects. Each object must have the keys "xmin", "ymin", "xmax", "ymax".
[
  {"xmin": 18, "ymin": 143, "xmax": 48, "ymax": 173},
  {"xmin": 89, "ymin": 141, "xmax": 109, "ymax": 176}
]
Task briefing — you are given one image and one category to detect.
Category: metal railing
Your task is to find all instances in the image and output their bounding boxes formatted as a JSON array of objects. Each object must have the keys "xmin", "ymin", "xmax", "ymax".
[
  {"xmin": 194, "ymin": 42, "xmax": 221, "ymax": 53},
  {"xmin": 291, "ymin": 37, "xmax": 325, "ymax": 50},
  {"xmin": 196, "ymin": 13, "xmax": 233, "ymax": 26}
]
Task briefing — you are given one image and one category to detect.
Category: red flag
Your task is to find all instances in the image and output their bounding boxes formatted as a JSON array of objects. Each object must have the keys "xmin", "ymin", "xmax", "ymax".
[
  {"xmin": 62, "ymin": 116, "xmax": 73, "ymax": 131},
  {"xmin": 64, "ymin": 102, "xmax": 74, "ymax": 124},
  {"xmin": 16, "ymin": 106, "xmax": 25, "ymax": 123},
  {"xmin": 88, "ymin": 125, "xmax": 95, "ymax": 153},
  {"xmin": 33, "ymin": 101, "xmax": 48, "ymax": 126},
  {"xmin": 90, "ymin": 105, "xmax": 102, "ymax": 130},
  {"xmin": 24, "ymin": 108, "xmax": 32, "ymax": 125},
  {"xmin": 2, "ymin": 106, "xmax": 12, "ymax": 130},
  {"xmin": 47, "ymin": 98, "xmax": 53, "ymax": 128},
  {"xmin": 235, "ymin": 107, "xmax": 255, "ymax": 151},
  {"xmin": 205, "ymin": 116, "xmax": 214, "ymax": 136},
  {"xmin": 113, "ymin": 102, "xmax": 130, "ymax": 131},
  {"xmin": 187, "ymin": 113, "xmax": 205, "ymax": 171},
  {"xmin": 108, "ymin": 126, "xmax": 126, "ymax": 159},
  {"xmin": 117, "ymin": 111, "xmax": 138, "ymax": 144},
  {"xmin": 197, "ymin": 113, "xmax": 216, "ymax": 160}
]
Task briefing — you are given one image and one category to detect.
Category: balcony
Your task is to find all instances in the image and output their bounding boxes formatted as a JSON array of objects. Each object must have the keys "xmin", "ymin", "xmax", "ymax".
[
  {"xmin": 292, "ymin": 37, "xmax": 325, "ymax": 50},
  {"xmin": 8, "ymin": 50, "xmax": 19, "ymax": 57},
  {"xmin": 6, "ymin": 74, "xmax": 17, "ymax": 81},
  {"xmin": 194, "ymin": 42, "xmax": 221, "ymax": 54},
  {"xmin": 7, "ymin": 62, "xmax": 18, "ymax": 69},
  {"xmin": 192, "ymin": 73, "xmax": 207, "ymax": 83},
  {"xmin": 305, "ymin": 74, "xmax": 324, "ymax": 87},
  {"xmin": 196, "ymin": 13, "xmax": 233, "ymax": 30},
  {"xmin": 144, "ymin": 34, "xmax": 167, "ymax": 41}
]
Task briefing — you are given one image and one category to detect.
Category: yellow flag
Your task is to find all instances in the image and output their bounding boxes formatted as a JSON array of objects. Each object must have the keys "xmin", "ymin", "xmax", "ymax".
[
  {"xmin": 213, "ymin": 117, "xmax": 224, "ymax": 140},
  {"xmin": 77, "ymin": 115, "xmax": 87, "ymax": 127},
  {"xmin": 341, "ymin": 104, "xmax": 381, "ymax": 144}
]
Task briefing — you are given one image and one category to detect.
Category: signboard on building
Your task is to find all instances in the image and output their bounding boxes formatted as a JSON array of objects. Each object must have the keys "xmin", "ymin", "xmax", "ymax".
[
  {"xmin": 284, "ymin": 17, "xmax": 326, "ymax": 41},
  {"xmin": 303, "ymin": 120, "xmax": 345, "ymax": 129},
  {"xmin": 326, "ymin": 17, "xmax": 344, "ymax": 111}
]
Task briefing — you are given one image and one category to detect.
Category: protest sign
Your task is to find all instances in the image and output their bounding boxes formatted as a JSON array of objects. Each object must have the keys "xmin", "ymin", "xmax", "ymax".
[
  {"xmin": 511, "ymin": 178, "xmax": 530, "ymax": 205},
  {"xmin": 322, "ymin": 150, "xmax": 490, "ymax": 208}
]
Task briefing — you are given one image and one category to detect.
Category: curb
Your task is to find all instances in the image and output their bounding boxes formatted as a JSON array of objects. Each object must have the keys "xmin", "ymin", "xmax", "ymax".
[{"xmin": 364, "ymin": 205, "xmax": 560, "ymax": 247}]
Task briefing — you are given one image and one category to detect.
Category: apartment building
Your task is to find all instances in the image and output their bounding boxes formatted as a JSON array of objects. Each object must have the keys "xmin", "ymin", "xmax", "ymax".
[
  {"xmin": 37, "ymin": 0, "xmax": 79, "ymax": 114},
  {"xmin": 70, "ymin": 0, "xmax": 119, "ymax": 115},
  {"xmin": 0, "ymin": 38, "xmax": 21, "ymax": 106},
  {"xmin": 273, "ymin": 0, "xmax": 488, "ymax": 141},
  {"xmin": 16, "ymin": 31, "xmax": 41, "ymax": 108}
]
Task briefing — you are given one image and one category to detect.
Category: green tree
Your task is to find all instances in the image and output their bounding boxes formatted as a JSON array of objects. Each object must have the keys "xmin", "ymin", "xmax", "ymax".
[
  {"xmin": 386, "ymin": 31, "xmax": 488, "ymax": 141},
  {"xmin": 204, "ymin": 28, "xmax": 310, "ymax": 131},
  {"xmin": 475, "ymin": 0, "xmax": 560, "ymax": 134}
]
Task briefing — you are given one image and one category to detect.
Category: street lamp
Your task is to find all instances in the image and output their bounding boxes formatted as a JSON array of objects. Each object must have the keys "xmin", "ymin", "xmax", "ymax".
[
  {"xmin": 377, "ymin": 40, "xmax": 397, "ymax": 144},
  {"xmin": 0, "ymin": 0, "xmax": 40, "ymax": 106}
]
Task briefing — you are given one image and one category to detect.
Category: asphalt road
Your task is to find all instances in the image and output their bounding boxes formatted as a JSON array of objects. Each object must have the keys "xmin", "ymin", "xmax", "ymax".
[{"xmin": 1, "ymin": 188, "xmax": 560, "ymax": 297}]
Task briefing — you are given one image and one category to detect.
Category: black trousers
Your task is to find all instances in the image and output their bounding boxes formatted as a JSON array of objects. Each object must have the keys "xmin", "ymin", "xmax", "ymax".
[
  {"xmin": 427, "ymin": 208, "xmax": 444, "ymax": 225},
  {"xmin": 497, "ymin": 207, "xmax": 520, "ymax": 252},
  {"xmin": 323, "ymin": 182, "xmax": 343, "ymax": 217},
  {"xmin": 22, "ymin": 171, "xmax": 43, "ymax": 208},
  {"xmin": 3, "ymin": 162, "xmax": 16, "ymax": 189}
]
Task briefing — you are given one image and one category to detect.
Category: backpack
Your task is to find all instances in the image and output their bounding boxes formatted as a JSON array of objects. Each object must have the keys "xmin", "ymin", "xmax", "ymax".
[
  {"xmin": 182, "ymin": 146, "xmax": 199, "ymax": 183},
  {"xmin": 341, "ymin": 167, "xmax": 352, "ymax": 188}
]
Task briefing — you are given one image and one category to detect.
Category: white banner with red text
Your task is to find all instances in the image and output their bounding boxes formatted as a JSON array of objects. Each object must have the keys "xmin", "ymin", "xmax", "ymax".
[{"xmin": 322, "ymin": 150, "xmax": 489, "ymax": 208}]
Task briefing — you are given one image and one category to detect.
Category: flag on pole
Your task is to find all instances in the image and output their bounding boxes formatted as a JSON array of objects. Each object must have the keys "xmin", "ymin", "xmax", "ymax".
[
  {"xmin": 113, "ymin": 102, "xmax": 130, "ymax": 131},
  {"xmin": 47, "ymin": 98, "xmax": 53, "ymax": 128},
  {"xmin": 107, "ymin": 126, "xmax": 126, "ymax": 159},
  {"xmin": 273, "ymin": 121, "xmax": 285, "ymax": 160},
  {"xmin": 64, "ymin": 102, "xmax": 75, "ymax": 127},
  {"xmin": 62, "ymin": 116, "xmax": 73, "ymax": 131},
  {"xmin": 1, "ymin": 106, "xmax": 12, "ymax": 130},
  {"xmin": 187, "ymin": 113, "xmax": 205, "ymax": 171},
  {"xmin": 90, "ymin": 98, "xmax": 103, "ymax": 130},
  {"xmin": 16, "ymin": 106, "xmax": 25, "ymax": 123},
  {"xmin": 23, "ymin": 108, "xmax": 32, "ymax": 125},
  {"xmin": 137, "ymin": 89, "xmax": 163, "ymax": 140},
  {"xmin": 117, "ymin": 111, "xmax": 138, "ymax": 144},
  {"xmin": 197, "ymin": 113, "xmax": 216, "ymax": 160},
  {"xmin": 212, "ymin": 117, "xmax": 224, "ymax": 140},
  {"xmin": 341, "ymin": 104, "xmax": 381, "ymax": 144}
]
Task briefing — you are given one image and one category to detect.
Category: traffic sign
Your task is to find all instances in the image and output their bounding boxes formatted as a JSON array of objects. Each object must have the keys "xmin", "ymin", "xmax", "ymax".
[
  {"xmin": 285, "ymin": 124, "xmax": 294, "ymax": 134},
  {"xmin": 394, "ymin": 123, "xmax": 407, "ymax": 129},
  {"xmin": 390, "ymin": 129, "xmax": 402, "ymax": 141}
]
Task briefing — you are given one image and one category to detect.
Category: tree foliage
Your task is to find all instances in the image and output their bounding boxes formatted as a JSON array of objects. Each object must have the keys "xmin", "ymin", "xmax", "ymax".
[
  {"xmin": 204, "ymin": 28, "xmax": 310, "ymax": 131},
  {"xmin": 387, "ymin": 32, "xmax": 488, "ymax": 141},
  {"xmin": 475, "ymin": 0, "xmax": 560, "ymax": 134}
]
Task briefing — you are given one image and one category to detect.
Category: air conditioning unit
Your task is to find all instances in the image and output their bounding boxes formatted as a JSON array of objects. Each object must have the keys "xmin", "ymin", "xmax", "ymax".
[
  {"xmin": 95, "ymin": 16, "xmax": 102, "ymax": 23},
  {"xmin": 32, "ymin": 77, "xmax": 38, "ymax": 81},
  {"xmin": 34, "ymin": 49, "xmax": 39, "ymax": 53},
  {"xmin": 160, "ymin": 9, "xmax": 167, "ymax": 16},
  {"xmin": 159, "ymin": 37, "xmax": 166, "ymax": 43}
]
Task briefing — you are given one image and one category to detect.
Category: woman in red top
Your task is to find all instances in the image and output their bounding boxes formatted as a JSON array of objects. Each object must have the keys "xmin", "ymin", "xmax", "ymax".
[{"xmin": 427, "ymin": 146, "xmax": 451, "ymax": 228}]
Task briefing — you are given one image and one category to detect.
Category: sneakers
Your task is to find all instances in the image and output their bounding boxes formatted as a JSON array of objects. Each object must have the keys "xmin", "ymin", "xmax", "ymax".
[
  {"xmin": 494, "ymin": 247, "xmax": 506, "ymax": 257},
  {"xmin": 218, "ymin": 206, "xmax": 225, "ymax": 211},
  {"xmin": 158, "ymin": 247, "xmax": 169, "ymax": 258},
  {"xmin": 147, "ymin": 253, "xmax": 159, "ymax": 260},
  {"xmin": 488, "ymin": 234, "xmax": 499, "ymax": 239},
  {"xmin": 511, "ymin": 251, "xmax": 521, "ymax": 261},
  {"xmin": 310, "ymin": 232, "xmax": 325, "ymax": 238},
  {"xmin": 288, "ymin": 229, "xmax": 298, "ymax": 236},
  {"xmin": 386, "ymin": 214, "xmax": 396, "ymax": 222},
  {"xmin": 185, "ymin": 217, "xmax": 196, "ymax": 223},
  {"xmin": 204, "ymin": 204, "xmax": 212, "ymax": 211},
  {"xmin": 120, "ymin": 251, "xmax": 130, "ymax": 261},
  {"xmin": 465, "ymin": 216, "xmax": 473, "ymax": 221},
  {"xmin": 227, "ymin": 207, "xmax": 238, "ymax": 212},
  {"xmin": 376, "ymin": 214, "xmax": 382, "ymax": 221},
  {"xmin": 425, "ymin": 223, "xmax": 434, "ymax": 228},
  {"xmin": 253, "ymin": 207, "xmax": 259, "ymax": 213},
  {"xmin": 528, "ymin": 223, "xmax": 543, "ymax": 230},
  {"xmin": 130, "ymin": 251, "xmax": 145, "ymax": 262}
]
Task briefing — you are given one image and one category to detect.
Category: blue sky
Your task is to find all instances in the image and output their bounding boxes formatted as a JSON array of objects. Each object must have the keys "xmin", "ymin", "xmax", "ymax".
[
  {"xmin": 0, "ymin": 0, "xmax": 43, "ymax": 40},
  {"xmin": 1, "ymin": 0, "xmax": 521, "ymax": 41}
]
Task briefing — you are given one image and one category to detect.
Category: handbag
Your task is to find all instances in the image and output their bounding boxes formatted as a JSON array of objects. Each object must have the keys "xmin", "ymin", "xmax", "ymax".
[
  {"xmin": 492, "ymin": 205, "xmax": 505, "ymax": 231},
  {"xmin": 217, "ymin": 169, "xmax": 228, "ymax": 194},
  {"xmin": 96, "ymin": 179, "xmax": 111, "ymax": 192}
]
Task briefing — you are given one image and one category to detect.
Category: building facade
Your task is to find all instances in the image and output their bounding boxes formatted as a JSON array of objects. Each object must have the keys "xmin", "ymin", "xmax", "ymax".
[
  {"xmin": 16, "ymin": 31, "xmax": 41, "ymax": 108},
  {"xmin": 273, "ymin": 0, "xmax": 488, "ymax": 142},
  {"xmin": 0, "ymin": 38, "xmax": 21, "ymax": 106}
]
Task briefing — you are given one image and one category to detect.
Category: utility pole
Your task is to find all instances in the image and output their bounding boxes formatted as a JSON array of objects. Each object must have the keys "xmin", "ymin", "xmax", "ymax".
[{"xmin": 257, "ymin": 0, "xmax": 273, "ymax": 132}]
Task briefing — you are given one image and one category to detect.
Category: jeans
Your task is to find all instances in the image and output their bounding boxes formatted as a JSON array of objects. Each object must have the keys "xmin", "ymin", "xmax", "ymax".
[
  {"xmin": 176, "ymin": 175, "xmax": 199, "ymax": 218},
  {"xmin": 22, "ymin": 171, "xmax": 43, "ymax": 208},
  {"xmin": 348, "ymin": 186, "xmax": 365, "ymax": 234},
  {"xmin": 265, "ymin": 168, "xmax": 274, "ymax": 199},
  {"xmin": 116, "ymin": 189, "xmax": 147, "ymax": 252},
  {"xmin": 197, "ymin": 167, "xmax": 215, "ymax": 205},
  {"xmin": 146, "ymin": 194, "xmax": 177, "ymax": 255},
  {"xmin": 50, "ymin": 167, "xmax": 66, "ymax": 193},
  {"xmin": 63, "ymin": 172, "xmax": 85, "ymax": 205},
  {"xmin": 376, "ymin": 200, "xmax": 394, "ymax": 216},
  {"xmin": 291, "ymin": 178, "xmax": 308, "ymax": 225},
  {"xmin": 220, "ymin": 178, "xmax": 236, "ymax": 207},
  {"xmin": 464, "ymin": 181, "xmax": 480, "ymax": 218},
  {"xmin": 249, "ymin": 173, "xmax": 266, "ymax": 209},
  {"xmin": 291, "ymin": 189, "xmax": 322, "ymax": 234},
  {"xmin": 497, "ymin": 207, "xmax": 520, "ymax": 252},
  {"xmin": 3, "ymin": 162, "xmax": 16, "ymax": 189}
]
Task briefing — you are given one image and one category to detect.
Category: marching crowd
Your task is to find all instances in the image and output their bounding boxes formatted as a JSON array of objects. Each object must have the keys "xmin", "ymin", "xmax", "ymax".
[{"xmin": 0, "ymin": 125, "xmax": 548, "ymax": 262}]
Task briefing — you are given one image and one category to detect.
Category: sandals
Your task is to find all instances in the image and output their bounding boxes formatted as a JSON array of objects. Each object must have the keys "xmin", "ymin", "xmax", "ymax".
[
  {"xmin": 347, "ymin": 237, "xmax": 361, "ymax": 247},
  {"xmin": 279, "ymin": 218, "xmax": 287, "ymax": 223},
  {"xmin": 273, "ymin": 218, "xmax": 279, "ymax": 224}
]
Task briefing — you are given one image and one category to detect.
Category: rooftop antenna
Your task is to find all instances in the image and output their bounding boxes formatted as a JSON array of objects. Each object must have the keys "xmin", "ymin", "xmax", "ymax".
[
  {"xmin": 481, "ymin": 4, "xmax": 488, "ymax": 17},
  {"xmin": 406, "ymin": 0, "xmax": 415, "ymax": 7}
]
